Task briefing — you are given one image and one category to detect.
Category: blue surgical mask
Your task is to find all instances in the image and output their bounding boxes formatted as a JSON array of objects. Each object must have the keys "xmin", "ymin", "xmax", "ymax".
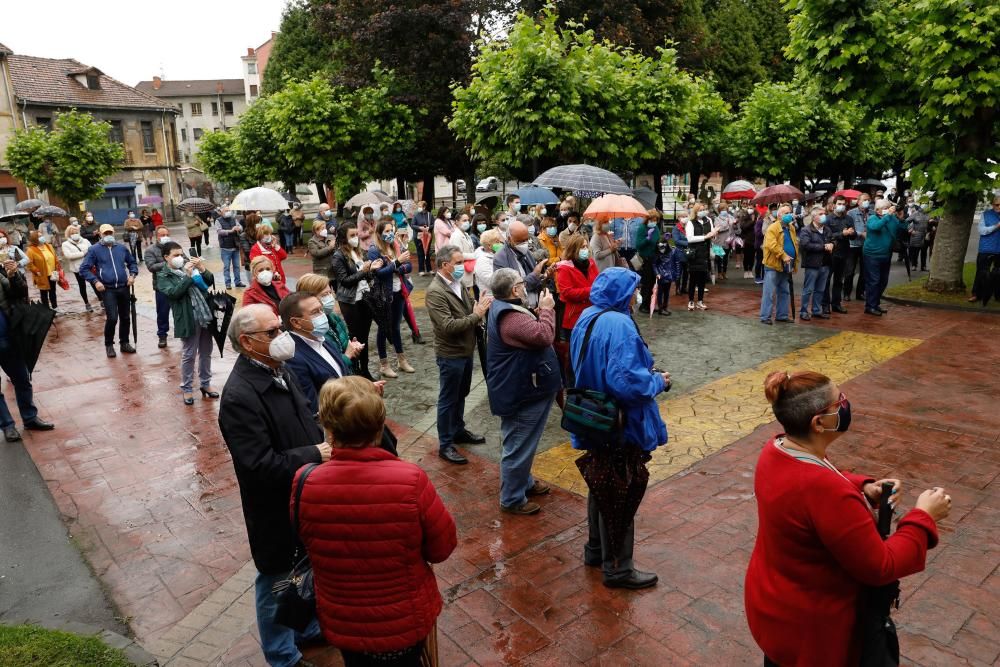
[
  {"xmin": 546, "ymin": 226, "xmax": 557, "ymax": 237},
  {"xmin": 310, "ymin": 313, "xmax": 330, "ymax": 339},
  {"xmin": 578, "ymin": 248, "xmax": 590, "ymax": 261},
  {"xmin": 101, "ymin": 235, "xmax": 115, "ymax": 245},
  {"xmin": 861, "ymin": 201, "xmax": 870, "ymax": 209},
  {"xmin": 38, "ymin": 235, "xmax": 49, "ymax": 245},
  {"xmin": 451, "ymin": 265, "xmax": 465, "ymax": 281},
  {"xmin": 781, "ymin": 214, "xmax": 794, "ymax": 225},
  {"xmin": 477, "ymin": 223, "xmax": 487, "ymax": 233}
]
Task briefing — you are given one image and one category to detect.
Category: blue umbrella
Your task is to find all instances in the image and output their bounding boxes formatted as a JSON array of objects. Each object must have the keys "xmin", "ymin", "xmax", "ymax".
[{"xmin": 512, "ymin": 186, "xmax": 559, "ymax": 206}]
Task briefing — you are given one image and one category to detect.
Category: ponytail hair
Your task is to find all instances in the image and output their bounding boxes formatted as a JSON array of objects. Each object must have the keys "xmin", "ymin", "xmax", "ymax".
[{"xmin": 764, "ymin": 370, "xmax": 834, "ymax": 438}]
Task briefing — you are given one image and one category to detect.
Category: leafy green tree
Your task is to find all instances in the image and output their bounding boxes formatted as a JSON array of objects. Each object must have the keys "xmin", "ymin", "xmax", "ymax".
[
  {"xmin": 748, "ymin": 0, "xmax": 793, "ymax": 82},
  {"xmin": 660, "ymin": 78, "xmax": 733, "ymax": 194},
  {"xmin": 195, "ymin": 130, "xmax": 258, "ymax": 191},
  {"xmin": 451, "ymin": 9, "xmax": 693, "ymax": 176},
  {"xmin": 785, "ymin": 0, "xmax": 1000, "ymax": 292},
  {"xmin": 261, "ymin": 0, "xmax": 338, "ymax": 96},
  {"xmin": 5, "ymin": 110, "xmax": 125, "ymax": 215},
  {"xmin": 702, "ymin": 0, "xmax": 767, "ymax": 106}
]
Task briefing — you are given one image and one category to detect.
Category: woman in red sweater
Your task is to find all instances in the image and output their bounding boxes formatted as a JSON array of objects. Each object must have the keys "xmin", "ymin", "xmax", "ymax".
[
  {"xmin": 295, "ymin": 376, "xmax": 456, "ymax": 666},
  {"xmin": 555, "ymin": 235, "xmax": 600, "ymax": 340},
  {"xmin": 241, "ymin": 256, "xmax": 290, "ymax": 317},
  {"xmin": 248, "ymin": 224, "xmax": 288, "ymax": 283},
  {"xmin": 745, "ymin": 370, "xmax": 951, "ymax": 667}
]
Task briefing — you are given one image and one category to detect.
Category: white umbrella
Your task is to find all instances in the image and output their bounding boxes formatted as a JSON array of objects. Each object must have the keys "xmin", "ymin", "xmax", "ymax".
[
  {"xmin": 532, "ymin": 164, "xmax": 631, "ymax": 196},
  {"xmin": 230, "ymin": 187, "xmax": 290, "ymax": 212},
  {"xmin": 345, "ymin": 191, "xmax": 393, "ymax": 209}
]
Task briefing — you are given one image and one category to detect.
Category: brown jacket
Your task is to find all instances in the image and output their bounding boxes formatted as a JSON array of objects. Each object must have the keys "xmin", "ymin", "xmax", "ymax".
[{"xmin": 425, "ymin": 272, "xmax": 481, "ymax": 358}]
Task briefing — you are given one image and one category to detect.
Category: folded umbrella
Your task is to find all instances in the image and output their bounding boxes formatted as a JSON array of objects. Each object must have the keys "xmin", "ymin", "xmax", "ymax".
[
  {"xmin": 574, "ymin": 446, "xmax": 651, "ymax": 565},
  {"xmin": 858, "ymin": 483, "xmax": 901, "ymax": 666},
  {"xmin": 649, "ymin": 282, "xmax": 658, "ymax": 319},
  {"xmin": 129, "ymin": 285, "xmax": 138, "ymax": 345},
  {"xmin": 7, "ymin": 301, "xmax": 55, "ymax": 372},
  {"xmin": 207, "ymin": 290, "xmax": 238, "ymax": 355}
]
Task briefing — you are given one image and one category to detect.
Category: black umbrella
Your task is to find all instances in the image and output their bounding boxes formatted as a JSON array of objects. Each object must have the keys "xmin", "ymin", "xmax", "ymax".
[
  {"xmin": 858, "ymin": 483, "xmax": 901, "ymax": 665},
  {"xmin": 207, "ymin": 290, "xmax": 237, "ymax": 356},
  {"xmin": 129, "ymin": 285, "xmax": 138, "ymax": 344},
  {"xmin": 31, "ymin": 205, "xmax": 67, "ymax": 218},
  {"xmin": 7, "ymin": 301, "xmax": 55, "ymax": 372},
  {"xmin": 178, "ymin": 197, "xmax": 216, "ymax": 213},
  {"xmin": 574, "ymin": 446, "xmax": 651, "ymax": 564},
  {"xmin": 855, "ymin": 178, "xmax": 886, "ymax": 192},
  {"xmin": 15, "ymin": 199, "xmax": 44, "ymax": 212},
  {"xmin": 632, "ymin": 187, "xmax": 658, "ymax": 210}
]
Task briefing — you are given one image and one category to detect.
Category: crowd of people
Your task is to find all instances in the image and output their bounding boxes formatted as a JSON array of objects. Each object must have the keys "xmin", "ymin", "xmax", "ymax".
[{"xmin": 0, "ymin": 184, "xmax": 972, "ymax": 667}]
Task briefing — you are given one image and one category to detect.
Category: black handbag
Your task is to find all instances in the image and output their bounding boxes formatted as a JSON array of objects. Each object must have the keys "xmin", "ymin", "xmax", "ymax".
[
  {"xmin": 560, "ymin": 309, "xmax": 622, "ymax": 442},
  {"xmin": 272, "ymin": 463, "xmax": 319, "ymax": 632}
]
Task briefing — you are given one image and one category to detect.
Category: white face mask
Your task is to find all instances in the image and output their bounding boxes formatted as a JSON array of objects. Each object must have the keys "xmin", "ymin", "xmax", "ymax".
[
  {"xmin": 169, "ymin": 256, "xmax": 185, "ymax": 269},
  {"xmin": 444, "ymin": 211, "xmax": 452, "ymax": 220},
  {"xmin": 85, "ymin": 216, "xmax": 94, "ymax": 222},
  {"xmin": 348, "ymin": 237, "xmax": 359, "ymax": 248},
  {"xmin": 267, "ymin": 331, "xmax": 296, "ymax": 362},
  {"xmin": 696, "ymin": 210, "xmax": 707, "ymax": 219},
  {"xmin": 320, "ymin": 294, "xmax": 336, "ymax": 311},
  {"xmin": 256, "ymin": 270, "xmax": 274, "ymax": 286},
  {"xmin": 568, "ymin": 223, "xmax": 578, "ymax": 232},
  {"xmin": 70, "ymin": 233, "xmax": 82, "ymax": 242},
  {"xmin": 262, "ymin": 235, "xmax": 273, "ymax": 244},
  {"xmin": 461, "ymin": 222, "xmax": 471, "ymax": 231},
  {"xmin": 318, "ymin": 228, "xmax": 328, "ymax": 238},
  {"xmin": 514, "ymin": 241, "xmax": 530, "ymax": 253}
]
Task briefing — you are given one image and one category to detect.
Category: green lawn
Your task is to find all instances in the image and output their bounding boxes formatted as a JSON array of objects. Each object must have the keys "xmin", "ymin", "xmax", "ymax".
[
  {"xmin": 0, "ymin": 625, "xmax": 131, "ymax": 667},
  {"xmin": 885, "ymin": 262, "xmax": 1000, "ymax": 310}
]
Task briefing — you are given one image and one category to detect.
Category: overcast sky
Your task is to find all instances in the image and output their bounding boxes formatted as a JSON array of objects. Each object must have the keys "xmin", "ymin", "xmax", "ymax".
[{"xmin": 2, "ymin": 0, "xmax": 287, "ymax": 86}]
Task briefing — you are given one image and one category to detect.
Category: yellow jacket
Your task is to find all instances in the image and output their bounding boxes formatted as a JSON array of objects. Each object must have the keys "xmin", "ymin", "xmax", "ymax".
[
  {"xmin": 763, "ymin": 221, "xmax": 799, "ymax": 273},
  {"xmin": 539, "ymin": 232, "xmax": 560, "ymax": 261},
  {"xmin": 26, "ymin": 243, "xmax": 60, "ymax": 289}
]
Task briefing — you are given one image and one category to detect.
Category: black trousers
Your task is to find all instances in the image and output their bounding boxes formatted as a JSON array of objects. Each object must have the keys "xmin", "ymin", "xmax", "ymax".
[
  {"xmin": 189, "ymin": 236, "xmax": 203, "ymax": 257},
  {"xmin": 100, "ymin": 286, "xmax": 131, "ymax": 346},
  {"xmin": 639, "ymin": 259, "xmax": 656, "ymax": 307},
  {"xmin": 74, "ymin": 271, "xmax": 96, "ymax": 305},
  {"xmin": 824, "ymin": 254, "xmax": 847, "ymax": 309},
  {"xmin": 908, "ymin": 245, "xmax": 928, "ymax": 271},
  {"xmin": 972, "ymin": 252, "xmax": 1000, "ymax": 299},
  {"xmin": 843, "ymin": 247, "xmax": 864, "ymax": 299},
  {"xmin": 584, "ymin": 493, "xmax": 634, "ymax": 582},
  {"xmin": 742, "ymin": 247, "xmax": 755, "ymax": 272},
  {"xmin": 688, "ymin": 269, "xmax": 708, "ymax": 302},
  {"xmin": 339, "ymin": 299, "xmax": 374, "ymax": 379},
  {"xmin": 714, "ymin": 247, "xmax": 731, "ymax": 275},
  {"xmin": 754, "ymin": 248, "xmax": 765, "ymax": 281},
  {"xmin": 38, "ymin": 277, "xmax": 57, "ymax": 309}
]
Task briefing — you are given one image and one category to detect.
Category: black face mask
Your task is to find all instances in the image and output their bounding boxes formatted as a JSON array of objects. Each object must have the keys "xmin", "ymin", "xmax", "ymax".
[{"xmin": 822, "ymin": 400, "xmax": 852, "ymax": 433}]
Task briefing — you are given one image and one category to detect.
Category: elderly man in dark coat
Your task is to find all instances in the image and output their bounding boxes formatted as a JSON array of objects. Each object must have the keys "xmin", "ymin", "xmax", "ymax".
[{"xmin": 219, "ymin": 303, "xmax": 328, "ymax": 667}]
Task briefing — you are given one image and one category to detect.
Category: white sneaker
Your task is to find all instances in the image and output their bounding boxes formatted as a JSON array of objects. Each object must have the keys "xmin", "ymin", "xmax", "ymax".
[
  {"xmin": 697, "ymin": 301, "xmax": 708, "ymax": 310},
  {"xmin": 688, "ymin": 301, "xmax": 695, "ymax": 311}
]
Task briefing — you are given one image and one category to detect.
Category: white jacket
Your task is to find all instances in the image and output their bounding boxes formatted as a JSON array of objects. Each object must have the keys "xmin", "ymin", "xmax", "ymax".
[
  {"xmin": 473, "ymin": 246, "xmax": 495, "ymax": 296},
  {"xmin": 450, "ymin": 228, "xmax": 476, "ymax": 288},
  {"xmin": 61, "ymin": 237, "xmax": 92, "ymax": 274}
]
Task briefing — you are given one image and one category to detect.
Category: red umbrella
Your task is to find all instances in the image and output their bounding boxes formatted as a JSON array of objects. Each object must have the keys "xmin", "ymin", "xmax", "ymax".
[
  {"xmin": 751, "ymin": 184, "xmax": 804, "ymax": 206},
  {"xmin": 833, "ymin": 189, "xmax": 862, "ymax": 201},
  {"xmin": 721, "ymin": 180, "xmax": 757, "ymax": 201}
]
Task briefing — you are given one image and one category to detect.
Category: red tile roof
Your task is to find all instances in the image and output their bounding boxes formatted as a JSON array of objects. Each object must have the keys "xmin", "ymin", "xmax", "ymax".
[
  {"xmin": 7, "ymin": 54, "xmax": 178, "ymax": 112},
  {"xmin": 135, "ymin": 78, "xmax": 244, "ymax": 98},
  {"xmin": 0, "ymin": 42, "xmax": 12, "ymax": 56}
]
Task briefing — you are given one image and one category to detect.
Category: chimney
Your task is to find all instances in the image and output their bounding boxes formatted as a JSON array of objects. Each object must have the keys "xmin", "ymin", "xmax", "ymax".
[
  {"xmin": 247, "ymin": 48, "xmax": 254, "ymax": 57},
  {"xmin": 216, "ymin": 82, "xmax": 224, "ymax": 94},
  {"xmin": 152, "ymin": 76, "xmax": 161, "ymax": 90}
]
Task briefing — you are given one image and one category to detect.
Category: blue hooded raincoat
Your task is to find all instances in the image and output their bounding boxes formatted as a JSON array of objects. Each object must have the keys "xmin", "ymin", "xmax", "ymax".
[{"xmin": 569, "ymin": 268, "xmax": 668, "ymax": 451}]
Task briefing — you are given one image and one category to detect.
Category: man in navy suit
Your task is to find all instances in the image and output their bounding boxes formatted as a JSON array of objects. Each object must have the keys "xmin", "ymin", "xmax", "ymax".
[{"xmin": 280, "ymin": 291, "xmax": 355, "ymax": 413}]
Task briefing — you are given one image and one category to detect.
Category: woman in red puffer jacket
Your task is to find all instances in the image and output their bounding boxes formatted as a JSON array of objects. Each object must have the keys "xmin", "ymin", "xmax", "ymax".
[
  {"xmin": 294, "ymin": 376, "xmax": 456, "ymax": 666},
  {"xmin": 555, "ymin": 234, "xmax": 600, "ymax": 340}
]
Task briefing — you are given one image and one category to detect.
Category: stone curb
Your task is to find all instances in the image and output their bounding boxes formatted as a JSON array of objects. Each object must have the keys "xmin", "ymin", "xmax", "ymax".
[
  {"xmin": 881, "ymin": 294, "xmax": 1000, "ymax": 314},
  {"xmin": 0, "ymin": 620, "xmax": 158, "ymax": 666}
]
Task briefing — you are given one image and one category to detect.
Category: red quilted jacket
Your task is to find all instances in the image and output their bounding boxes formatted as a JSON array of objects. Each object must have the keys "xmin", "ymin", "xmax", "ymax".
[
  {"xmin": 292, "ymin": 447, "xmax": 457, "ymax": 653},
  {"xmin": 555, "ymin": 258, "xmax": 600, "ymax": 331}
]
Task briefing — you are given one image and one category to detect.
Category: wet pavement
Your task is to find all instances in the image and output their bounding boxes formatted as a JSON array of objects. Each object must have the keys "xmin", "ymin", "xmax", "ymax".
[{"xmin": 5, "ymin": 235, "xmax": 1000, "ymax": 666}]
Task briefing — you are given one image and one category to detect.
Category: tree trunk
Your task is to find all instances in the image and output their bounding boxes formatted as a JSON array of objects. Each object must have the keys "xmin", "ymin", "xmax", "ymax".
[
  {"xmin": 653, "ymin": 171, "xmax": 664, "ymax": 210},
  {"xmin": 315, "ymin": 182, "xmax": 328, "ymax": 205},
  {"xmin": 688, "ymin": 168, "xmax": 699, "ymax": 196},
  {"xmin": 464, "ymin": 165, "xmax": 476, "ymax": 209},
  {"xmin": 395, "ymin": 176, "xmax": 407, "ymax": 200},
  {"xmin": 926, "ymin": 196, "xmax": 976, "ymax": 293},
  {"xmin": 422, "ymin": 174, "xmax": 435, "ymax": 211}
]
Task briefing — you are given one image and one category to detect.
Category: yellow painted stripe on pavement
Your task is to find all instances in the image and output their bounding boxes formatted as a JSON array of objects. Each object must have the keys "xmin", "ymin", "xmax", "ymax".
[{"xmin": 532, "ymin": 330, "xmax": 922, "ymax": 495}]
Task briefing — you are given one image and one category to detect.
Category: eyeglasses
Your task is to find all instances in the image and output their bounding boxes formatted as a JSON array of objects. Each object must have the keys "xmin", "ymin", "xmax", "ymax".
[
  {"xmin": 819, "ymin": 392, "xmax": 848, "ymax": 414},
  {"xmin": 246, "ymin": 327, "xmax": 282, "ymax": 340}
]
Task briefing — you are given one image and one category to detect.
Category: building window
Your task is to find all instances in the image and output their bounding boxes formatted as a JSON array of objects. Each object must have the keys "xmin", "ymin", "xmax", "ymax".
[
  {"xmin": 193, "ymin": 128, "xmax": 204, "ymax": 140},
  {"xmin": 247, "ymin": 62, "xmax": 257, "ymax": 75},
  {"xmin": 249, "ymin": 84, "xmax": 258, "ymax": 97},
  {"xmin": 180, "ymin": 128, "xmax": 187, "ymax": 142},
  {"xmin": 86, "ymin": 74, "xmax": 100, "ymax": 90},
  {"xmin": 178, "ymin": 102, "xmax": 184, "ymax": 115},
  {"xmin": 211, "ymin": 102, "xmax": 219, "ymax": 116},
  {"xmin": 224, "ymin": 101, "xmax": 234, "ymax": 115},
  {"xmin": 141, "ymin": 121, "xmax": 155, "ymax": 153},
  {"xmin": 109, "ymin": 120, "xmax": 124, "ymax": 144},
  {"xmin": 36, "ymin": 117, "xmax": 51, "ymax": 130},
  {"xmin": 191, "ymin": 102, "xmax": 202, "ymax": 116}
]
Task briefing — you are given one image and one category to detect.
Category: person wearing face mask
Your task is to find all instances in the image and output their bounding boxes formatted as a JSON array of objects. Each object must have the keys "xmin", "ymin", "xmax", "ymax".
[
  {"xmin": 37, "ymin": 215, "xmax": 62, "ymax": 249},
  {"xmin": 790, "ymin": 198, "xmax": 804, "ymax": 227},
  {"xmin": 845, "ymin": 194, "xmax": 871, "ymax": 302},
  {"xmin": 156, "ymin": 242, "xmax": 218, "ymax": 405},
  {"xmin": 291, "ymin": 273, "xmax": 357, "ymax": 359},
  {"xmin": 557, "ymin": 212, "xmax": 583, "ymax": 248},
  {"xmin": 506, "ymin": 195, "xmax": 521, "ymax": 218},
  {"xmin": 61, "ymin": 224, "xmax": 97, "ymax": 312},
  {"xmin": 248, "ymin": 225, "xmax": 288, "ymax": 284},
  {"xmin": 308, "ymin": 219, "xmax": 337, "ymax": 276},
  {"xmin": 139, "ymin": 208, "xmax": 154, "ymax": 243},
  {"xmin": 652, "ymin": 236, "xmax": 683, "ymax": 316},
  {"xmin": 433, "ymin": 206, "xmax": 455, "ymax": 256},
  {"xmin": 184, "ymin": 211, "xmax": 205, "ymax": 257},
  {"xmin": 797, "ymin": 207, "xmax": 835, "ymax": 321},
  {"xmin": 556, "ymin": 201, "xmax": 573, "ymax": 232},
  {"xmin": 242, "ymin": 256, "xmax": 291, "ymax": 317},
  {"xmin": 537, "ymin": 215, "xmax": 561, "ymax": 262},
  {"xmin": 277, "ymin": 206, "xmax": 297, "ymax": 251},
  {"xmin": 0, "ymin": 229, "xmax": 29, "ymax": 275},
  {"xmin": 357, "ymin": 206, "xmax": 377, "ymax": 250},
  {"xmin": 368, "ymin": 221, "xmax": 415, "ymax": 378},
  {"xmin": 634, "ymin": 211, "xmax": 662, "ymax": 313},
  {"xmin": 219, "ymin": 304, "xmax": 329, "ymax": 667},
  {"xmin": 747, "ymin": 370, "xmax": 950, "ymax": 667},
  {"xmin": 759, "ymin": 208, "xmax": 798, "ymax": 325},
  {"xmin": 25, "ymin": 230, "xmax": 61, "ymax": 312},
  {"xmin": 821, "ymin": 196, "xmax": 855, "ymax": 315},
  {"xmin": 905, "ymin": 203, "xmax": 930, "ymax": 273},
  {"xmin": 144, "ymin": 226, "xmax": 175, "ymax": 347},
  {"xmin": 449, "ymin": 213, "xmax": 477, "ymax": 289},
  {"xmin": 79, "ymin": 225, "xmax": 138, "ymax": 357},
  {"xmin": 238, "ymin": 212, "xmax": 261, "ymax": 285},
  {"xmin": 493, "ymin": 220, "xmax": 548, "ymax": 309},
  {"xmin": 281, "ymin": 292, "xmax": 357, "ymax": 412},
  {"xmin": 611, "ymin": 215, "xmax": 641, "ymax": 265},
  {"xmin": 411, "ymin": 200, "xmax": 433, "ymax": 276},
  {"xmin": 737, "ymin": 204, "xmax": 756, "ymax": 279},
  {"xmin": 215, "ymin": 207, "xmax": 246, "ymax": 289},
  {"xmin": 473, "ymin": 229, "xmax": 503, "ymax": 298},
  {"xmin": 590, "ymin": 219, "xmax": 619, "ymax": 273},
  {"xmin": 151, "ymin": 207, "xmax": 164, "ymax": 231},
  {"xmin": 555, "ymin": 235, "xmax": 600, "ymax": 339},
  {"xmin": 672, "ymin": 216, "xmax": 691, "ymax": 293},
  {"xmin": 331, "ymin": 222, "xmax": 383, "ymax": 380},
  {"xmin": 685, "ymin": 204, "xmax": 719, "ymax": 311},
  {"xmin": 862, "ymin": 199, "xmax": 899, "ymax": 316},
  {"xmin": 80, "ymin": 212, "xmax": 100, "ymax": 245},
  {"xmin": 124, "ymin": 210, "xmax": 144, "ymax": 259}
]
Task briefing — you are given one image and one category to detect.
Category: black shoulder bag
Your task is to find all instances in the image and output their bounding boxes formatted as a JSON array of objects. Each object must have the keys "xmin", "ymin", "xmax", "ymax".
[
  {"xmin": 272, "ymin": 462, "xmax": 320, "ymax": 632},
  {"xmin": 560, "ymin": 309, "xmax": 623, "ymax": 443}
]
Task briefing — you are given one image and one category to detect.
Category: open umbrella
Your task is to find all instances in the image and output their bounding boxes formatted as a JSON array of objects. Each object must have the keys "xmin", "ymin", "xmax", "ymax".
[
  {"xmin": 475, "ymin": 194, "xmax": 500, "ymax": 210},
  {"xmin": 752, "ymin": 184, "xmax": 804, "ymax": 206},
  {"xmin": 31, "ymin": 205, "xmax": 67, "ymax": 218},
  {"xmin": 512, "ymin": 185, "xmax": 559, "ymax": 206},
  {"xmin": 15, "ymin": 199, "xmax": 45, "ymax": 212},
  {"xmin": 231, "ymin": 187, "xmax": 290, "ymax": 212},
  {"xmin": 833, "ymin": 189, "xmax": 863, "ymax": 201},
  {"xmin": 855, "ymin": 178, "xmax": 887, "ymax": 192},
  {"xmin": 632, "ymin": 187, "xmax": 658, "ymax": 210},
  {"xmin": 584, "ymin": 194, "xmax": 648, "ymax": 222},
  {"xmin": 178, "ymin": 197, "xmax": 215, "ymax": 213},
  {"xmin": 575, "ymin": 447, "xmax": 651, "ymax": 565},
  {"xmin": 207, "ymin": 290, "xmax": 237, "ymax": 355},
  {"xmin": 722, "ymin": 180, "xmax": 757, "ymax": 201},
  {"xmin": 532, "ymin": 164, "xmax": 631, "ymax": 196},
  {"xmin": 139, "ymin": 195, "xmax": 163, "ymax": 205},
  {"xmin": 8, "ymin": 301, "xmax": 56, "ymax": 372},
  {"xmin": 344, "ymin": 191, "xmax": 392, "ymax": 209},
  {"xmin": 803, "ymin": 191, "xmax": 825, "ymax": 203}
]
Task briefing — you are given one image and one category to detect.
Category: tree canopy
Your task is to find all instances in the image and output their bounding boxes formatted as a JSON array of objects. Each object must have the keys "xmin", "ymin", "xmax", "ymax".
[
  {"xmin": 5, "ymin": 110, "xmax": 125, "ymax": 214},
  {"xmin": 261, "ymin": 0, "xmax": 338, "ymax": 96}
]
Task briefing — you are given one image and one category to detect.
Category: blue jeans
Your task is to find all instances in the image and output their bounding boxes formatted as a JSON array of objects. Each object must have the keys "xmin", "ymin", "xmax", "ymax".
[
  {"xmin": 282, "ymin": 231, "xmax": 295, "ymax": 250},
  {"xmin": 154, "ymin": 289, "xmax": 170, "ymax": 337},
  {"xmin": 436, "ymin": 356, "xmax": 473, "ymax": 451},
  {"xmin": 864, "ymin": 255, "xmax": 891, "ymax": 312},
  {"xmin": 220, "ymin": 247, "xmax": 242, "ymax": 286},
  {"xmin": 759, "ymin": 268, "xmax": 790, "ymax": 321},
  {"xmin": 376, "ymin": 291, "xmax": 405, "ymax": 358},
  {"xmin": 801, "ymin": 266, "xmax": 829, "ymax": 316},
  {"xmin": 499, "ymin": 398, "xmax": 555, "ymax": 507},
  {"xmin": 254, "ymin": 570, "xmax": 321, "ymax": 667},
  {"xmin": 0, "ymin": 346, "xmax": 38, "ymax": 429}
]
